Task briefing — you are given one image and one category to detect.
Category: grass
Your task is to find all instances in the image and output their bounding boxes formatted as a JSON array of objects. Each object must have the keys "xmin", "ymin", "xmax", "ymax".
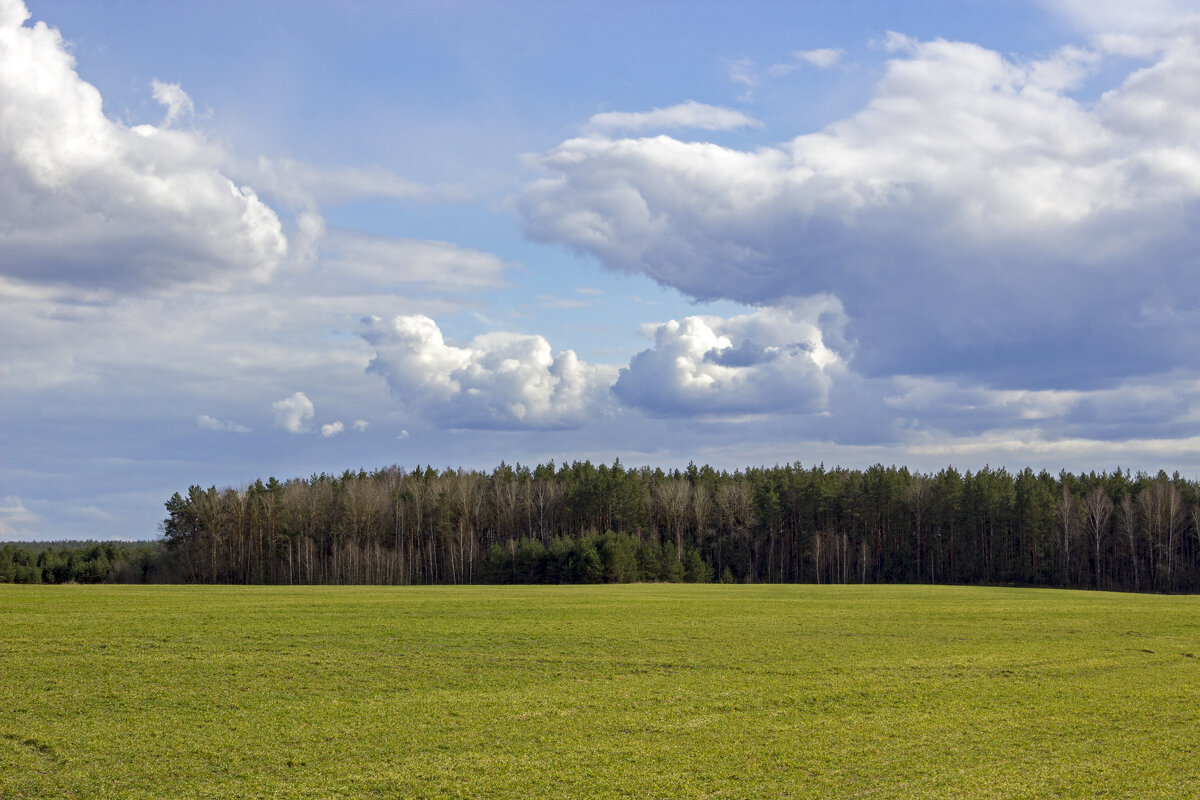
[{"xmin": 1, "ymin": 584, "xmax": 1197, "ymax": 799}]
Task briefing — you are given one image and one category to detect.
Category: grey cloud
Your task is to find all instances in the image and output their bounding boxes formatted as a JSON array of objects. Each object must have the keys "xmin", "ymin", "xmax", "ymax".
[
  {"xmin": 881, "ymin": 371, "xmax": 1200, "ymax": 443},
  {"xmin": 704, "ymin": 340, "xmax": 780, "ymax": 368}
]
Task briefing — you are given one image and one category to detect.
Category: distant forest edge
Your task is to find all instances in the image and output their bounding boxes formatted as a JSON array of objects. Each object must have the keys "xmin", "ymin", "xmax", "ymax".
[{"xmin": 4, "ymin": 461, "xmax": 1200, "ymax": 592}]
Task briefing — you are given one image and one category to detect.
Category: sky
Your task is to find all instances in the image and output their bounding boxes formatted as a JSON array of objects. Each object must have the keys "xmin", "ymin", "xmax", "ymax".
[{"xmin": 3, "ymin": 0, "xmax": 1200, "ymax": 541}]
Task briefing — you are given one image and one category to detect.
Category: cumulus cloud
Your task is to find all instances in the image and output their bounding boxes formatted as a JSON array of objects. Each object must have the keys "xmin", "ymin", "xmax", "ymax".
[
  {"xmin": 196, "ymin": 414, "xmax": 250, "ymax": 433},
  {"xmin": 352, "ymin": 419, "xmax": 369, "ymax": 431},
  {"xmin": 362, "ymin": 304, "xmax": 855, "ymax": 424},
  {"xmin": 321, "ymin": 420, "xmax": 344, "ymax": 437},
  {"xmin": 613, "ymin": 298, "xmax": 846, "ymax": 416},
  {"xmin": 272, "ymin": 392, "xmax": 315, "ymax": 433},
  {"xmin": 362, "ymin": 315, "xmax": 617, "ymax": 429},
  {"xmin": 586, "ymin": 101, "xmax": 762, "ymax": 132},
  {"xmin": 0, "ymin": 1, "xmax": 287, "ymax": 290},
  {"xmin": 522, "ymin": 24, "xmax": 1200, "ymax": 386},
  {"xmin": 320, "ymin": 230, "xmax": 507, "ymax": 291}
]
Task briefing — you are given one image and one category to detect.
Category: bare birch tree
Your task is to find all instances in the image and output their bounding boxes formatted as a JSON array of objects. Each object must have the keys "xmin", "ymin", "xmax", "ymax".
[
  {"xmin": 1057, "ymin": 486, "xmax": 1076, "ymax": 585},
  {"xmin": 1082, "ymin": 486, "xmax": 1113, "ymax": 589}
]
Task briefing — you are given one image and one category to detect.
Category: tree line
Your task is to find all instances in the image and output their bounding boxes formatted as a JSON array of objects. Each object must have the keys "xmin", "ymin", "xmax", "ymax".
[
  {"xmin": 5, "ymin": 461, "xmax": 1198, "ymax": 591},
  {"xmin": 148, "ymin": 461, "xmax": 1200, "ymax": 591}
]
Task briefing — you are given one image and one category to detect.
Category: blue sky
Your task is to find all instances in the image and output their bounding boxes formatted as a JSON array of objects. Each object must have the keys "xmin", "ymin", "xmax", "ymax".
[{"xmin": 3, "ymin": 0, "xmax": 1200, "ymax": 540}]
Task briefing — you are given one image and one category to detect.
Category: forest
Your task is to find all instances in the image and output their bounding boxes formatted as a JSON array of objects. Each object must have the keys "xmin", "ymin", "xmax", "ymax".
[
  {"xmin": 5, "ymin": 461, "xmax": 1200, "ymax": 591},
  {"xmin": 0, "ymin": 540, "xmax": 163, "ymax": 585}
]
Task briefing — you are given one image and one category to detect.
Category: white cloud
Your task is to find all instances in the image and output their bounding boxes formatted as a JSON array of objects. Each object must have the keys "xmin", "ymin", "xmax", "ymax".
[
  {"xmin": 289, "ymin": 210, "xmax": 327, "ymax": 271},
  {"xmin": 1038, "ymin": 1, "xmax": 1200, "ymax": 58},
  {"xmin": 0, "ymin": 1, "xmax": 287, "ymax": 291},
  {"xmin": 363, "ymin": 315, "xmax": 617, "ymax": 429},
  {"xmin": 321, "ymin": 230, "xmax": 507, "ymax": 291},
  {"xmin": 874, "ymin": 31, "xmax": 917, "ymax": 53},
  {"xmin": 726, "ymin": 56, "xmax": 759, "ymax": 100},
  {"xmin": 363, "ymin": 304, "xmax": 852, "ymax": 424},
  {"xmin": 0, "ymin": 495, "xmax": 37, "ymax": 522},
  {"xmin": 247, "ymin": 156, "xmax": 459, "ymax": 208},
  {"xmin": 586, "ymin": 101, "xmax": 762, "ymax": 132},
  {"xmin": 272, "ymin": 392, "xmax": 315, "ymax": 433},
  {"xmin": 1096, "ymin": 33, "xmax": 1200, "ymax": 143},
  {"xmin": 799, "ymin": 48, "xmax": 846, "ymax": 68},
  {"xmin": 196, "ymin": 414, "xmax": 250, "ymax": 433},
  {"xmin": 521, "ymin": 27, "xmax": 1200, "ymax": 386},
  {"xmin": 321, "ymin": 420, "xmax": 344, "ymax": 437},
  {"xmin": 0, "ymin": 263, "xmax": 454, "ymax": 401},
  {"xmin": 0, "ymin": 495, "xmax": 39, "ymax": 540},
  {"xmin": 1044, "ymin": 0, "xmax": 1200, "ymax": 36},
  {"xmin": 151, "ymin": 79, "xmax": 194, "ymax": 127},
  {"xmin": 352, "ymin": 419, "xmax": 369, "ymax": 431},
  {"xmin": 613, "ymin": 298, "xmax": 846, "ymax": 417},
  {"xmin": 768, "ymin": 48, "xmax": 846, "ymax": 77},
  {"xmin": 727, "ymin": 56, "xmax": 758, "ymax": 86}
]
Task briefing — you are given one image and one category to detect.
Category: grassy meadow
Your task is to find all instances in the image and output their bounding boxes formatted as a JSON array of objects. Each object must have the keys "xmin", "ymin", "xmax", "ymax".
[{"xmin": 1, "ymin": 584, "xmax": 1197, "ymax": 799}]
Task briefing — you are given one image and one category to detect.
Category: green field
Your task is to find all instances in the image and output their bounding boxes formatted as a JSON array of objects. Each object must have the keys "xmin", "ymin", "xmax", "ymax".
[{"xmin": 1, "ymin": 585, "xmax": 1197, "ymax": 799}]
